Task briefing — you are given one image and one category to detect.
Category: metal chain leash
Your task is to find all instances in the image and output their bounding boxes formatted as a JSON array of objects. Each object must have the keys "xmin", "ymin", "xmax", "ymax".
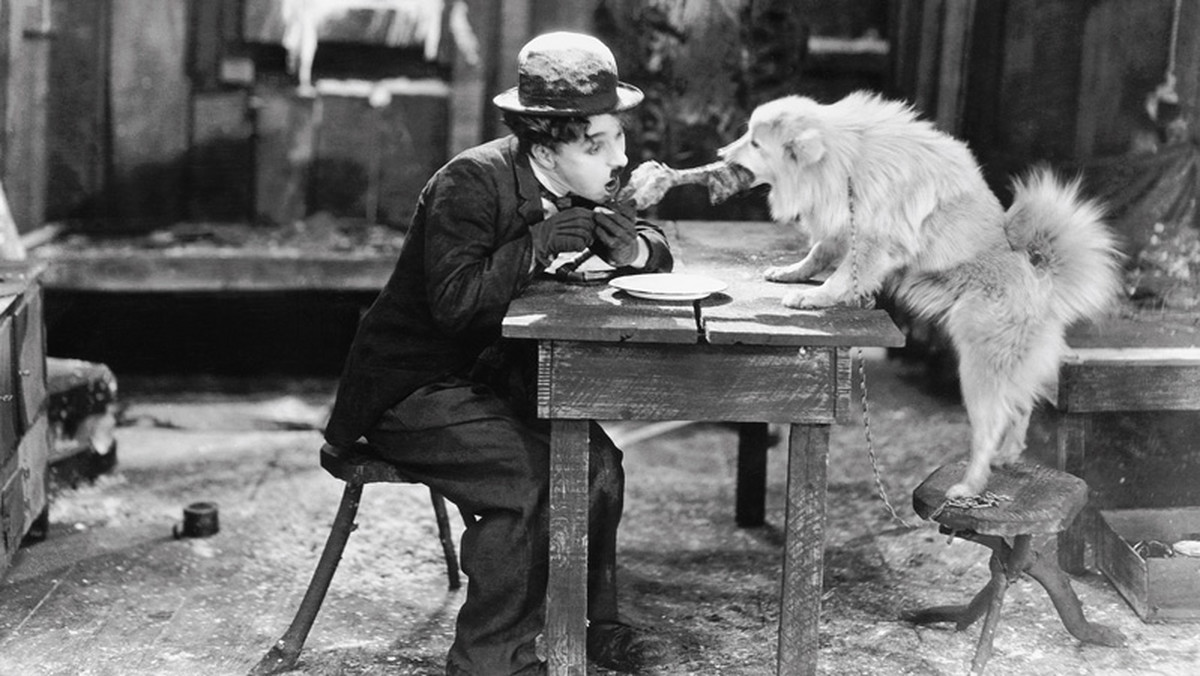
[
  {"xmin": 927, "ymin": 492, "xmax": 1011, "ymax": 522},
  {"xmin": 846, "ymin": 178, "xmax": 917, "ymax": 530}
]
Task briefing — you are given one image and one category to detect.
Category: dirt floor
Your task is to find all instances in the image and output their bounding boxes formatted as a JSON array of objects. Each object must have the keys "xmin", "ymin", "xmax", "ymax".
[{"xmin": 1, "ymin": 350, "xmax": 1198, "ymax": 675}]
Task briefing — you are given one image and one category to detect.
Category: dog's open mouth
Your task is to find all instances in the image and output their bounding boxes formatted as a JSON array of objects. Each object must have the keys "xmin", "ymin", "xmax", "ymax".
[{"xmin": 709, "ymin": 162, "xmax": 759, "ymax": 202}]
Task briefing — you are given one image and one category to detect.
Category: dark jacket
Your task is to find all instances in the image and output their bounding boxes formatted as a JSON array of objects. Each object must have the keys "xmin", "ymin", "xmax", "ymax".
[{"xmin": 325, "ymin": 135, "xmax": 674, "ymax": 447}]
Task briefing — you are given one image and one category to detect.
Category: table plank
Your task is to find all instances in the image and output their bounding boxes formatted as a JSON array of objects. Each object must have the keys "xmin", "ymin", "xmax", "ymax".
[
  {"xmin": 503, "ymin": 276, "xmax": 698, "ymax": 344},
  {"xmin": 669, "ymin": 221, "xmax": 905, "ymax": 348},
  {"xmin": 538, "ymin": 342, "xmax": 839, "ymax": 423}
]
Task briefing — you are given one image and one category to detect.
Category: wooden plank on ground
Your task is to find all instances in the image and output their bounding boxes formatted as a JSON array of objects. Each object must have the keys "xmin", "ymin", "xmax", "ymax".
[{"xmin": 110, "ymin": 0, "xmax": 190, "ymax": 227}]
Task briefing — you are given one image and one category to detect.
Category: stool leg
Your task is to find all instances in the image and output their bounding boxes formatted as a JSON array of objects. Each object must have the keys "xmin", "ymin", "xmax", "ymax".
[
  {"xmin": 901, "ymin": 532, "xmax": 1011, "ymax": 632},
  {"xmin": 250, "ymin": 481, "xmax": 364, "ymax": 676},
  {"xmin": 1025, "ymin": 549, "xmax": 1126, "ymax": 647},
  {"xmin": 429, "ymin": 488, "xmax": 461, "ymax": 591},
  {"xmin": 969, "ymin": 552, "xmax": 1010, "ymax": 675},
  {"xmin": 901, "ymin": 575, "xmax": 998, "ymax": 630}
]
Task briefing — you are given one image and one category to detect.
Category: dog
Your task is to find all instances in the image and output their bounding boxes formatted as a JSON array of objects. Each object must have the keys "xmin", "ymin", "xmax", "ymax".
[{"xmin": 717, "ymin": 91, "xmax": 1123, "ymax": 498}]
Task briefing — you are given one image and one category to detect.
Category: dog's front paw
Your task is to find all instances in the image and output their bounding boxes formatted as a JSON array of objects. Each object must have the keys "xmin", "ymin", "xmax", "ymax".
[
  {"xmin": 764, "ymin": 264, "xmax": 806, "ymax": 283},
  {"xmin": 781, "ymin": 287, "xmax": 844, "ymax": 308}
]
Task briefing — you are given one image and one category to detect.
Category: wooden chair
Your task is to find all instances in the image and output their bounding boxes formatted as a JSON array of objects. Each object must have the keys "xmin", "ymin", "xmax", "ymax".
[
  {"xmin": 902, "ymin": 461, "xmax": 1126, "ymax": 675},
  {"xmin": 251, "ymin": 441, "xmax": 464, "ymax": 675}
]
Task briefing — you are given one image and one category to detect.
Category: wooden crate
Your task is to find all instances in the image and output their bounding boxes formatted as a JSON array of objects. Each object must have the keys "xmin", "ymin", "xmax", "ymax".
[
  {"xmin": 1096, "ymin": 507, "xmax": 1200, "ymax": 622},
  {"xmin": 0, "ymin": 264, "xmax": 50, "ymax": 576}
]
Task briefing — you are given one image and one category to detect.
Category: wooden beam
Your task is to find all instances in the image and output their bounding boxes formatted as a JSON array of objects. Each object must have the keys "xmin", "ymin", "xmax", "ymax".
[
  {"xmin": 913, "ymin": 0, "xmax": 944, "ymax": 116},
  {"xmin": 109, "ymin": 0, "xmax": 190, "ymax": 227},
  {"xmin": 935, "ymin": 0, "xmax": 975, "ymax": 134},
  {"xmin": 1173, "ymin": 0, "xmax": 1200, "ymax": 138},
  {"xmin": 46, "ymin": 0, "xmax": 111, "ymax": 223},
  {"xmin": 253, "ymin": 87, "xmax": 317, "ymax": 225},
  {"xmin": 3, "ymin": 0, "xmax": 52, "ymax": 231},
  {"xmin": 448, "ymin": 0, "xmax": 489, "ymax": 154}
]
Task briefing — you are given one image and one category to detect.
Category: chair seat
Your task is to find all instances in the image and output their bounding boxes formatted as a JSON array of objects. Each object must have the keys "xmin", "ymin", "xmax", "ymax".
[
  {"xmin": 320, "ymin": 441, "xmax": 415, "ymax": 484},
  {"xmin": 913, "ymin": 462, "xmax": 1088, "ymax": 536}
]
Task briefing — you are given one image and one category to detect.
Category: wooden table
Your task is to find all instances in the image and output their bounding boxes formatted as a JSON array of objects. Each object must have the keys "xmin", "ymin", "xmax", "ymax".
[
  {"xmin": 1050, "ymin": 309, "xmax": 1200, "ymax": 574},
  {"xmin": 502, "ymin": 221, "xmax": 904, "ymax": 675}
]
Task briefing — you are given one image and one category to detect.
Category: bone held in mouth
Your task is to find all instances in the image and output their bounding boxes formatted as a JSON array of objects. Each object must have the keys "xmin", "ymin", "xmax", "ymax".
[{"xmin": 616, "ymin": 160, "xmax": 756, "ymax": 211}]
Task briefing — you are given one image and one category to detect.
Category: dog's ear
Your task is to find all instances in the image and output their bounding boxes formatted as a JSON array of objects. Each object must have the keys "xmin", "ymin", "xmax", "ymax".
[{"xmin": 783, "ymin": 128, "xmax": 825, "ymax": 165}]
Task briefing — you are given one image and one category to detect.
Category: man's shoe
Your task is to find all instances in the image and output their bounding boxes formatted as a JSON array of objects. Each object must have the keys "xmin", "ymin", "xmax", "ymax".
[
  {"xmin": 586, "ymin": 621, "xmax": 671, "ymax": 673},
  {"xmin": 446, "ymin": 660, "xmax": 545, "ymax": 675}
]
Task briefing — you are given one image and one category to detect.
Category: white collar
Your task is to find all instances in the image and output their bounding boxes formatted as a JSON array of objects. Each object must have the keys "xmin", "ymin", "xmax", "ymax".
[{"xmin": 529, "ymin": 156, "xmax": 571, "ymax": 198}]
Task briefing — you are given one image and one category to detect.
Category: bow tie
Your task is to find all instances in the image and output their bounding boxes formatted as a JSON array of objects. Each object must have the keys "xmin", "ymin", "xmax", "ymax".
[{"xmin": 541, "ymin": 188, "xmax": 598, "ymax": 211}]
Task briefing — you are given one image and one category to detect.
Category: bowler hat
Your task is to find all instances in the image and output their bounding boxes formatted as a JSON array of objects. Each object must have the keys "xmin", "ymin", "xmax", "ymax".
[{"xmin": 493, "ymin": 32, "xmax": 644, "ymax": 116}]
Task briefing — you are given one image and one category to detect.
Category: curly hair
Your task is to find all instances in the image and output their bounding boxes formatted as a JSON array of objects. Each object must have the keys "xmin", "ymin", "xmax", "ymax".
[{"xmin": 502, "ymin": 111, "xmax": 633, "ymax": 154}]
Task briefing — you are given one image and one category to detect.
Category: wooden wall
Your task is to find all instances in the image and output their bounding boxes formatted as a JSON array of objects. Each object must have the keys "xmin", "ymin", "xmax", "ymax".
[
  {"xmin": 892, "ymin": 0, "xmax": 1197, "ymax": 197},
  {"xmin": 4, "ymin": 0, "xmax": 495, "ymax": 233},
  {"xmin": 9, "ymin": 0, "xmax": 1196, "ymax": 235},
  {"xmin": 1, "ymin": 0, "xmax": 51, "ymax": 234}
]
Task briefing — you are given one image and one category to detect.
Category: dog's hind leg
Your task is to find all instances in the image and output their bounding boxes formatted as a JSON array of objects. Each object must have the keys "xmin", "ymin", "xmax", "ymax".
[
  {"xmin": 948, "ymin": 355, "xmax": 1012, "ymax": 498},
  {"xmin": 994, "ymin": 403, "xmax": 1032, "ymax": 466}
]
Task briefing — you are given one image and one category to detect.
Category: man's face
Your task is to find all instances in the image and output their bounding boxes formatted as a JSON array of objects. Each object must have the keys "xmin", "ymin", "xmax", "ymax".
[{"xmin": 543, "ymin": 114, "xmax": 628, "ymax": 203}]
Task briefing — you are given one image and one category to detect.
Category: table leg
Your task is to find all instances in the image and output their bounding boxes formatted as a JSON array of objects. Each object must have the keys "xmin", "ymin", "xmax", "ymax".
[
  {"xmin": 776, "ymin": 423, "xmax": 829, "ymax": 676},
  {"xmin": 1055, "ymin": 413, "xmax": 1091, "ymax": 574},
  {"xmin": 547, "ymin": 419, "xmax": 590, "ymax": 676},
  {"xmin": 736, "ymin": 422, "xmax": 770, "ymax": 527}
]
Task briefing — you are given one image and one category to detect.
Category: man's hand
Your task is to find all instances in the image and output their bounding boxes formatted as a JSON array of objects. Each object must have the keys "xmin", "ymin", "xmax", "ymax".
[
  {"xmin": 591, "ymin": 201, "xmax": 642, "ymax": 267},
  {"xmin": 529, "ymin": 207, "xmax": 596, "ymax": 266}
]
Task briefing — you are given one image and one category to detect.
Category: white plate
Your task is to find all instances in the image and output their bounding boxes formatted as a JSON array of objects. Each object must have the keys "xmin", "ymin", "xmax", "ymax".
[{"xmin": 609, "ymin": 273, "xmax": 727, "ymax": 301}]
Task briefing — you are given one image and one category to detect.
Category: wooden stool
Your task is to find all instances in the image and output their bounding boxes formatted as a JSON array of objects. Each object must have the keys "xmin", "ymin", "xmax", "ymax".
[
  {"xmin": 902, "ymin": 461, "xmax": 1125, "ymax": 674},
  {"xmin": 251, "ymin": 441, "xmax": 464, "ymax": 675}
]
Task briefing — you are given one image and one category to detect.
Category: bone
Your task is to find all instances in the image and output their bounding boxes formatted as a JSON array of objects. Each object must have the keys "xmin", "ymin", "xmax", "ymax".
[{"xmin": 617, "ymin": 160, "xmax": 756, "ymax": 210}]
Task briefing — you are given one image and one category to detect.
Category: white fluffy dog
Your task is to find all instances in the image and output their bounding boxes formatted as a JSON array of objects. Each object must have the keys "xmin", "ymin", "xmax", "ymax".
[{"xmin": 718, "ymin": 91, "xmax": 1123, "ymax": 498}]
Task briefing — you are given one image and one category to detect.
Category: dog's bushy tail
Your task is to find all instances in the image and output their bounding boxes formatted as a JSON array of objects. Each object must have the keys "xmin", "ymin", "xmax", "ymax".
[{"xmin": 1004, "ymin": 168, "xmax": 1124, "ymax": 324}]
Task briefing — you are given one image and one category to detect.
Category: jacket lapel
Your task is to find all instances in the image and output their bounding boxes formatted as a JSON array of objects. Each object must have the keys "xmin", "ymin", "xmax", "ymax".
[{"xmin": 512, "ymin": 138, "xmax": 545, "ymax": 226}]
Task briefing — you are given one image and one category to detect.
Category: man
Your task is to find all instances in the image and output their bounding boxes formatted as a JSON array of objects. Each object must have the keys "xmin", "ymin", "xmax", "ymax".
[{"xmin": 324, "ymin": 32, "xmax": 674, "ymax": 675}]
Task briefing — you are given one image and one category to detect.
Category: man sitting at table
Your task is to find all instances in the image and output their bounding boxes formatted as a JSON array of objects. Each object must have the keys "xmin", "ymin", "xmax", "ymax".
[{"xmin": 322, "ymin": 31, "xmax": 674, "ymax": 676}]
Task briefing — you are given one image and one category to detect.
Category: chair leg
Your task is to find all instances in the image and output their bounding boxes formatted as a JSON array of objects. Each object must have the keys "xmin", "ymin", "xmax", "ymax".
[
  {"xmin": 250, "ymin": 481, "xmax": 364, "ymax": 676},
  {"xmin": 429, "ymin": 488, "xmax": 461, "ymax": 591}
]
